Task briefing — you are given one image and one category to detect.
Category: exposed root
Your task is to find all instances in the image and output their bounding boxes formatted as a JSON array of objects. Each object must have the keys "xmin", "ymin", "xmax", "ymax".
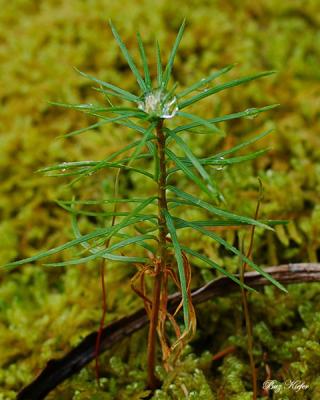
[{"xmin": 131, "ymin": 249, "xmax": 196, "ymax": 374}]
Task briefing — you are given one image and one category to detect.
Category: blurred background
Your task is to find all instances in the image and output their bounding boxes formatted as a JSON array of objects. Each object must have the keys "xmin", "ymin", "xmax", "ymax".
[{"xmin": 0, "ymin": 0, "xmax": 319, "ymax": 398}]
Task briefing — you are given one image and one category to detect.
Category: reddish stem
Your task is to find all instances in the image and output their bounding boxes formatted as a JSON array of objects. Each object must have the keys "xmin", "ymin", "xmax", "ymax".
[
  {"xmin": 147, "ymin": 119, "xmax": 167, "ymax": 390},
  {"xmin": 94, "ymin": 170, "xmax": 120, "ymax": 383},
  {"xmin": 95, "ymin": 260, "xmax": 107, "ymax": 384},
  {"xmin": 212, "ymin": 345, "xmax": 236, "ymax": 362}
]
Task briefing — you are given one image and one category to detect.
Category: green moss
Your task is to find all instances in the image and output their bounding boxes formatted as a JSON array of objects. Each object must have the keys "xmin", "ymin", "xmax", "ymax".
[{"xmin": 1, "ymin": 0, "xmax": 320, "ymax": 397}]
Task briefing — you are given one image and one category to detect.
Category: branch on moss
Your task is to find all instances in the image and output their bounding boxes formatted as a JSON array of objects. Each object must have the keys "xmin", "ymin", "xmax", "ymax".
[{"xmin": 17, "ymin": 263, "xmax": 320, "ymax": 400}]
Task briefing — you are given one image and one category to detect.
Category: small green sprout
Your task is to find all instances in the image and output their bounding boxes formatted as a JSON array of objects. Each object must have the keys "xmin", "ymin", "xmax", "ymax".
[{"xmin": 2, "ymin": 19, "xmax": 286, "ymax": 390}]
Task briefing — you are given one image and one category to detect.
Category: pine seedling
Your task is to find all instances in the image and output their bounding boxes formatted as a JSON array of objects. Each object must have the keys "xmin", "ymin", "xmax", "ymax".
[{"xmin": 2, "ymin": 20, "xmax": 287, "ymax": 390}]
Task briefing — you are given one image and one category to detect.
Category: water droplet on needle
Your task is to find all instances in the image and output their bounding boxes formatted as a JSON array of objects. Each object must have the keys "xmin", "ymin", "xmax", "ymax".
[{"xmin": 138, "ymin": 88, "xmax": 178, "ymax": 119}]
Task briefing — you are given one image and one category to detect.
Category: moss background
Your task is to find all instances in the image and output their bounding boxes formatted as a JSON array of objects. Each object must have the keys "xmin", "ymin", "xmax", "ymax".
[{"xmin": 0, "ymin": 0, "xmax": 320, "ymax": 399}]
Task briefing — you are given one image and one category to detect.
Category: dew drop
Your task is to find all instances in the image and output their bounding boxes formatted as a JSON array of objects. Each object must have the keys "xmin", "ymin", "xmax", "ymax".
[
  {"xmin": 244, "ymin": 108, "xmax": 259, "ymax": 120},
  {"xmin": 138, "ymin": 88, "xmax": 178, "ymax": 119},
  {"xmin": 266, "ymin": 169, "xmax": 273, "ymax": 177},
  {"xmin": 77, "ymin": 103, "xmax": 93, "ymax": 109},
  {"xmin": 61, "ymin": 162, "xmax": 68, "ymax": 172},
  {"xmin": 215, "ymin": 156, "xmax": 226, "ymax": 171}
]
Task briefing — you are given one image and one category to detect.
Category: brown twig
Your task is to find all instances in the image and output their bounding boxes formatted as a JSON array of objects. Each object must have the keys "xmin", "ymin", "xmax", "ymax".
[{"xmin": 17, "ymin": 263, "xmax": 320, "ymax": 400}]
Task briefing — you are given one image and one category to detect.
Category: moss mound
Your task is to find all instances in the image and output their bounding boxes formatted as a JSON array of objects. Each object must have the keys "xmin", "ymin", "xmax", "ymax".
[{"xmin": 1, "ymin": 0, "xmax": 319, "ymax": 398}]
